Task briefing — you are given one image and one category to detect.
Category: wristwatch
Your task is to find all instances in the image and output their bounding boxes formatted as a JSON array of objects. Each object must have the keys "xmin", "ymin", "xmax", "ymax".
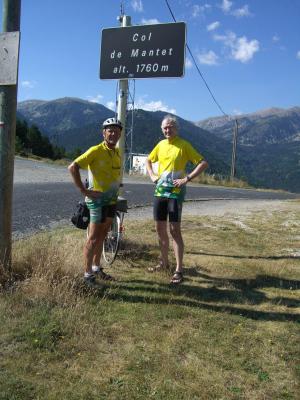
[{"xmin": 186, "ymin": 175, "xmax": 191, "ymax": 182}]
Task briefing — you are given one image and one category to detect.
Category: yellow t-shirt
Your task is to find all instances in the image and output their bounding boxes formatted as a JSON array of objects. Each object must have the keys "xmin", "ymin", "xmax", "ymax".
[
  {"xmin": 75, "ymin": 142, "xmax": 121, "ymax": 205},
  {"xmin": 148, "ymin": 136, "xmax": 204, "ymax": 200}
]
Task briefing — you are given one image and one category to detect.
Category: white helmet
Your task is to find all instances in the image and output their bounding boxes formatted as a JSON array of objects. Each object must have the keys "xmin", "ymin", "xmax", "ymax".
[{"xmin": 102, "ymin": 117, "xmax": 123, "ymax": 130}]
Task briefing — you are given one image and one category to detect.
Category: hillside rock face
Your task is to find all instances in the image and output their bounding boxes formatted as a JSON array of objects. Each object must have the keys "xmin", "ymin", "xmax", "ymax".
[
  {"xmin": 195, "ymin": 107, "xmax": 300, "ymax": 145},
  {"xmin": 18, "ymin": 97, "xmax": 113, "ymax": 138},
  {"xmin": 17, "ymin": 98, "xmax": 300, "ymax": 193},
  {"xmin": 17, "ymin": 98, "xmax": 231, "ymax": 176}
]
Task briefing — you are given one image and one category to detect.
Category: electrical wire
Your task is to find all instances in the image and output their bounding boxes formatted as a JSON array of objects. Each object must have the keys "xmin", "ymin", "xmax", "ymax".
[
  {"xmin": 120, "ymin": 0, "xmax": 125, "ymax": 16},
  {"xmin": 164, "ymin": 0, "xmax": 229, "ymax": 118}
]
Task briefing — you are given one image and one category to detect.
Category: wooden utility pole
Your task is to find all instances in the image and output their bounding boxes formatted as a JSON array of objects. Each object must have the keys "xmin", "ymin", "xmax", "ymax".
[
  {"xmin": 230, "ymin": 119, "xmax": 238, "ymax": 180},
  {"xmin": 0, "ymin": 0, "xmax": 21, "ymax": 270}
]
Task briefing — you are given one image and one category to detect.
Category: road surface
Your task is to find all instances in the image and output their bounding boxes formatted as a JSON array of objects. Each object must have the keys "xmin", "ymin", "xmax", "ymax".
[{"xmin": 13, "ymin": 158, "xmax": 300, "ymax": 238}]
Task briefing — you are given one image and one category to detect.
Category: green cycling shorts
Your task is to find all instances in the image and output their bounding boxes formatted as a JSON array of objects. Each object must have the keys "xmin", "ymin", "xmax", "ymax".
[{"xmin": 86, "ymin": 199, "xmax": 117, "ymax": 224}]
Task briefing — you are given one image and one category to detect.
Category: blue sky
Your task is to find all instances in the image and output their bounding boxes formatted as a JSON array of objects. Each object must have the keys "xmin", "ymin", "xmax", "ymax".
[{"xmin": 1, "ymin": 0, "xmax": 300, "ymax": 121}]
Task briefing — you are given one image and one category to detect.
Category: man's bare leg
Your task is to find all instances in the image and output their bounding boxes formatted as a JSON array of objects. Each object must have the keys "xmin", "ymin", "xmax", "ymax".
[
  {"xmin": 169, "ymin": 222, "xmax": 184, "ymax": 272},
  {"xmin": 92, "ymin": 218, "xmax": 113, "ymax": 267},
  {"xmin": 84, "ymin": 220, "xmax": 111, "ymax": 273},
  {"xmin": 155, "ymin": 220, "xmax": 169, "ymax": 268}
]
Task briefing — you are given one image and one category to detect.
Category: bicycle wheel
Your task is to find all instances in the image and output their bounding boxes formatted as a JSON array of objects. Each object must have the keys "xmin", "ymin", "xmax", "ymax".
[{"xmin": 102, "ymin": 211, "xmax": 122, "ymax": 265}]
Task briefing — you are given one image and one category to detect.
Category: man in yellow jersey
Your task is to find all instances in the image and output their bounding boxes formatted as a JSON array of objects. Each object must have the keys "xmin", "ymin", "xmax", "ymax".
[
  {"xmin": 146, "ymin": 115, "xmax": 208, "ymax": 284},
  {"xmin": 68, "ymin": 117, "xmax": 122, "ymax": 283}
]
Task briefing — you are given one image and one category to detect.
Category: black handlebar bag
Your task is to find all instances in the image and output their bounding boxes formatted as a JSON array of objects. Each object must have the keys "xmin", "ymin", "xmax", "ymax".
[{"xmin": 71, "ymin": 201, "xmax": 90, "ymax": 229}]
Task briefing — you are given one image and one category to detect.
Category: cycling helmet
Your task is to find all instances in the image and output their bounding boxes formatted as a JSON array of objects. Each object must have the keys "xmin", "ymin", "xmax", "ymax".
[{"xmin": 102, "ymin": 117, "xmax": 123, "ymax": 130}]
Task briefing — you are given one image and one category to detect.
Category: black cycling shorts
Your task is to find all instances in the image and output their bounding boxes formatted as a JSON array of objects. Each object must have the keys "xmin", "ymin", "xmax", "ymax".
[
  {"xmin": 86, "ymin": 201, "xmax": 117, "ymax": 224},
  {"xmin": 153, "ymin": 197, "xmax": 183, "ymax": 222},
  {"xmin": 101, "ymin": 204, "xmax": 117, "ymax": 222}
]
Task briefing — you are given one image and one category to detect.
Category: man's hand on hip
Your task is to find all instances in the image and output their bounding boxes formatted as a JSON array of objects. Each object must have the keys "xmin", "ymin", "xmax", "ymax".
[
  {"xmin": 81, "ymin": 189, "xmax": 102, "ymax": 199},
  {"xmin": 173, "ymin": 177, "xmax": 188, "ymax": 187}
]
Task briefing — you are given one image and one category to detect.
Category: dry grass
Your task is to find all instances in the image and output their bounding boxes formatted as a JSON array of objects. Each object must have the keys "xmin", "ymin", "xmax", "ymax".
[
  {"xmin": 195, "ymin": 172, "xmax": 251, "ymax": 188},
  {"xmin": 0, "ymin": 201, "xmax": 299, "ymax": 399},
  {"xmin": 130, "ymin": 171, "xmax": 251, "ymax": 189}
]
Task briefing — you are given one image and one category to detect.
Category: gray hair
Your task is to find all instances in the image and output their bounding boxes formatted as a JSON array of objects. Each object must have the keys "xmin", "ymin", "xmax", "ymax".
[{"xmin": 161, "ymin": 115, "xmax": 178, "ymax": 128}]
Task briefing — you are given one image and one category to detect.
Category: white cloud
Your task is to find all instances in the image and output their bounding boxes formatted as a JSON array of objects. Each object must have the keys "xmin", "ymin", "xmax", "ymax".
[
  {"xmin": 131, "ymin": 0, "xmax": 143, "ymax": 12},
  {"xmin": 232, "ymin": 37, "xmax": 259, "ymax": 63},
  {"xmin": 141, "ymin": 18, "xmax": 160, "ymax": 25},
  {"xmin": 207, "ymin": 21, "xmax": 220, "ymax": 31},
  {"xmin": 213, "ymin": 31, "xmax": 236, "ymax": 45},
  {"xmin": 232, "ymin": 5, "xmax": 251, "ymax": 17},
  {"xmin": 233, "ymin": 108, "xmax": 243, "ymax": 115},
  {"xmin": 214, "ymin": 31, "xmax": 259, "ymax": 63},
  {"xmin": 198, "ymin": 50, "xmax": 219, "ymax": 65},
  {"xmin": 136, "ymin": 98, "xmax": 176, "ymax": 114},
  {"xmin": 86, "ymin": 94, "xmax": 103, "ymax": 103},
  {"xmin": 185, "ymin": 57, "xmax": 193, "ymax": 69},
  {"xmin": 192, "ymin": 5, "xmax": 201, "ymax": 18},
  {"xmin": 106, "ymin": 101, "xmax": 115, "ymax": 111},
  {"xmin": 21, "ymin": 80, "xmax": 36, "ymax": 89},
  {"xmin": 272, "ymin": 35, "xmax": 280, "ymax": 42},
  {"xmin": 191, "ymin": 3, "xmax": 211, "ymax": 18},
  {"xmin": 220, "ymin": 1, "xmax": 252, "ymax": 18},
  {"xmin": 220, "ymin": 0, "xmax": 233, "ymax": 13},
  {"xmin": 297, "ymin": 51, "xmax": 300, "ymax": 60}
]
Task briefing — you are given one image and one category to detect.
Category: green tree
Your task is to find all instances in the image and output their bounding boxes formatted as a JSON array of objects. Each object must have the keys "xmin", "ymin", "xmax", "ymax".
[
  {"xmin": 66, "ymin": 147, "xmax": 82, "ymax": 160},
  {"xmin": 16, "ymin": 119, "xmax": 29, "ymax": 149},
  {"xmin": 15, "ymin": 119, "xmax": 69, "ymax": 161},
  {"xmin": 52, "ymin": 145, "xmax": 66, "ymax": 160},
  {"xmin": 15, "ymin": 135, "xmax": 24, "ymax": 153},
  {"xmin": 39, "ymin": 135, "xmax": 54, "ymax": 158},
  {"xmin": 27, "ymin": 125, "xmax": 43, "ymax": 155}
]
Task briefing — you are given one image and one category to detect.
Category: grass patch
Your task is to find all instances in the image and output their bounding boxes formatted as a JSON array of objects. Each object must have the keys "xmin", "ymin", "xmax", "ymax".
[
  {"xmin": 130, "ymin": 170, "xmax": 252, "ymax": 189},
  {"xmin": 0, "ymin": 201, "xmax": 299, "ymax": 399},
  {"xmin": 195, "ymin": 172, "xmax": 251, "ymax": 188}
]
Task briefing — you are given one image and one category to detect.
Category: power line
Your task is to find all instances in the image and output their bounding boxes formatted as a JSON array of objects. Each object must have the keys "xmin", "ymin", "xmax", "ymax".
[
  {"xmin": 164, "ymin": 0, "xmax": 229, "ymax": 118},
  {"xmin": 120, "ymin": 0, "xmax": 125, "ymax": 16},
  {"xmin": 164, "ymin": 0, "xmax": 241, "ymax": 178}
]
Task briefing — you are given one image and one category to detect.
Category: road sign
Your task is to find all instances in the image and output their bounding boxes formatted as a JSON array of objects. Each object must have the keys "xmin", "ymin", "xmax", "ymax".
[
  {"xmin": 0, "ymin": 32, "xmax": 20, "ymax": 85},
  {"xmin": 100, "ymin": 22, "xmax": 186, "ymax": 80}
]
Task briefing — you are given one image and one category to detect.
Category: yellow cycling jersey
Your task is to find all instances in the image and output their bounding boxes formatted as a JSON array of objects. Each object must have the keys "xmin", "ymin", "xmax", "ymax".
[
  {"xmin": 148, "ymin": 136, "xmax": 204, "ymax": 200},
  {"xmin": 75, "ymin": 141, "xmax": 121, "ymax": 204}
]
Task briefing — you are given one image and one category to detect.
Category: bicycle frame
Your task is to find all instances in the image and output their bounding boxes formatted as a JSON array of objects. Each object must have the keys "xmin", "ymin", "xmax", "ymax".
[{"xmin": 86, "ymin": 197, "xmax": 127, "ymax": 265}]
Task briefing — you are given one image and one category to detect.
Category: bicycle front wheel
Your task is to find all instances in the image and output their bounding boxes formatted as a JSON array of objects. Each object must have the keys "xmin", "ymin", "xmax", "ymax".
[{"xmin": 102, "ymin": 211, "xmax": 122, "ymax": 265}]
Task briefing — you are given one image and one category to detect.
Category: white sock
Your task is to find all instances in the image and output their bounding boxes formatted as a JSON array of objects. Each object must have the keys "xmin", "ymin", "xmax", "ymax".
[
  {"xmin": 84, "ymin": 271, "xmax": 94, "ymax": 278},
  {"xmin": 92, "ymin": 265, "xmax": 101, "ymax": 273}
]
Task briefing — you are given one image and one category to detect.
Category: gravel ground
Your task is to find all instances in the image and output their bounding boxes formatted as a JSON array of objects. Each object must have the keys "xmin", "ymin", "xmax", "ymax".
[
  {"xmin": 126, "ymin": 199, "xmax": 296, "ymax": 220},
  {"xmin": 14, "ymin": 157, "xmax": 79, "ymax": 183},
  {"xmin": 35, "ymin": 199, "xmax": 295, "ymax": 243}
]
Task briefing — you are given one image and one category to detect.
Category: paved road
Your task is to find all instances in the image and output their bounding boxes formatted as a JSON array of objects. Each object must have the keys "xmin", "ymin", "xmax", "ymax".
[{"xmin": 13, "ymin": 158, "xmax": 300, "ymax": 238}]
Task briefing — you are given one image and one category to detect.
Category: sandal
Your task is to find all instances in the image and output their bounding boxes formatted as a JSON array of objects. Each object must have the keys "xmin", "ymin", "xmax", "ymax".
[
  {"xmin": 170, "ymin": 271, "xmax": 183, "ymax": 284},
  {"xmin": 147, "ymin": 263, "xmax": 169, "ymax": 273}
]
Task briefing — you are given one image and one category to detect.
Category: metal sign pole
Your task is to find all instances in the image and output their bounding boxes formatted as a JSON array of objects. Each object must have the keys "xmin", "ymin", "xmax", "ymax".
[
  {"xmin": 0, "ymin": 0, "xmax": 21, "ymax": 270},
  {"xmin": 116, "ymin": 15, "xmax": 131, "ymax": 183}
]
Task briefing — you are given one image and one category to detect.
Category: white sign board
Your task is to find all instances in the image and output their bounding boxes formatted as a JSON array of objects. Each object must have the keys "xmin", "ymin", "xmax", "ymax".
[
  {"xmin": 132, "ymin": 155, "xmax": 158, "ymax": 175},
  {"xmin": 0, "ymin": 31, "xmax": 20, "ymax": 85}
]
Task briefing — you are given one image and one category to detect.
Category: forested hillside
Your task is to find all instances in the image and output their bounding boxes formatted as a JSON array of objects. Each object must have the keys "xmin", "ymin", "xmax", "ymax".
[{"xmin": 17, "ymin": 98, "xmax": 300, "ymax": 192}]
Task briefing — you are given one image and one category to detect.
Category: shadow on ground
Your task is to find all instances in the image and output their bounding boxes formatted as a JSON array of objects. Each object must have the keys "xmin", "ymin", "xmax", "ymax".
[
  {"xmin": 187, "ymin": 250, "xmax": 300, "ymax": 260},
  {"xmin": 88, "ymin": 266, "xmax": 300, "ymax": 323}
]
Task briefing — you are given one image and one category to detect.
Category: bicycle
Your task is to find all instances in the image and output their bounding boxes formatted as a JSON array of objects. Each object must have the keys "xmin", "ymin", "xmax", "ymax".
[
  {"xmin": 103, "ymin": 197, "xmax": 127, "ymax": 264},
  {"xmin": 86, "ymin": 196, "xmax": 127, "ymax": 265}
]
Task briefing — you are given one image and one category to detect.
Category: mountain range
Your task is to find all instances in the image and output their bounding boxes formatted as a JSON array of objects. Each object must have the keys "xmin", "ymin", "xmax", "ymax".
[
  {"xmin": 17, "ymin": 98, "xmax": 300, "ymax": 193},
  {"xmin": 195, "ymin": 107, "xmax": 300, "ymax": 146}
]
